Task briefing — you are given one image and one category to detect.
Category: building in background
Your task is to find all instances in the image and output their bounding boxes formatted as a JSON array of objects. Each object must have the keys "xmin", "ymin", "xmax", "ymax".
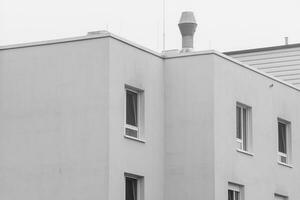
[
  {"xmin": 225, "ymin": 43, "xmax": 300, "ymax": 88},
  {"xmin": 0, "ymin": 12, "xmax": 299, "ymax": 200}
]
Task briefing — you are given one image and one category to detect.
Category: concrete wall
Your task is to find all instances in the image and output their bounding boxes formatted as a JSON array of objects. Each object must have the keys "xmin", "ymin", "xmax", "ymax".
[
  {"xmin": 107, "ymin": 38, "xmax": 165, "ymax": 200},
  {"xmin": 164, "ymin": 55, "xmax": 215, "ymax": 200},
  {"xmin": 213, "ymin": 54, "xmax": 300, "ymax": 199},
  {"xmin": 0, "ymin": 39, "xmax": 110, "ymax": 200}
]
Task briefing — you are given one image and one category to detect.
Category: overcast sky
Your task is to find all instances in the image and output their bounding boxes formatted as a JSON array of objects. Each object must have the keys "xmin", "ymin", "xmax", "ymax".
[{"xmin": 1, "ymin": 0, "xmax": 300, "ymax": 52}]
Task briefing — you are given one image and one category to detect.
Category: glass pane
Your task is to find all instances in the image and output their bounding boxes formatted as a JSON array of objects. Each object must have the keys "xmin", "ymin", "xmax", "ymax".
[
  {"xmin": 126, "ymin": 128, "xmax": 138, "ymax": 138},
  {"xmin": 235, "ymin": 191, "xmax": 240, "ymax": 200},
  {"xmin": 236, "ymin": 107, "xmax": 242, "ymax": 139},
  {"xmin": 242, "ymin": 108, "xmax": 247, "ymax": 150},
  {"xmin": 126, "ymin": 177, "xmax": 137, "ymax": 200},
  {"xmin": 126, "ymin": 90, "xmax": 138, "ymax": 126},
  {"xmin": 280, "ymin": 156, "xmax": 287, "ymax": 163},
  {"xmin": 278, "ymin": 122, "xmax": 287, "ymax": 154},
  {"xmin": 228, "ymin": 190, "xmax": 234, "ymax": 200}
]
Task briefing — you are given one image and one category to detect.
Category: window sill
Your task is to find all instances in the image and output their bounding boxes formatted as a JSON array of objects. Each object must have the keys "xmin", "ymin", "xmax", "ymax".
[
  {"xmin": 277, "ymin": 161, "xmax": 293, "ymax": 168},
  {"xmin": 124, "ymin": 135, "xmax": 146, "ymax": 143},
  {"xmin": 236, "ymin": 149, "xmax": 254, "ymax": 157}
]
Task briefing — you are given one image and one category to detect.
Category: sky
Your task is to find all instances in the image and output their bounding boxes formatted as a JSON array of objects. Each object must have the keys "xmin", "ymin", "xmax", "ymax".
[{"xmin": 1, "ymin": 0, "xmax": 300, "ymax": 52}]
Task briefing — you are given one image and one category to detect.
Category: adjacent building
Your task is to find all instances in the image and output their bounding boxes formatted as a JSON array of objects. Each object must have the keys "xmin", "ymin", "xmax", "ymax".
[{"xmin": 0, "ymin": 12, "xmax": 299, "ymax": 200}]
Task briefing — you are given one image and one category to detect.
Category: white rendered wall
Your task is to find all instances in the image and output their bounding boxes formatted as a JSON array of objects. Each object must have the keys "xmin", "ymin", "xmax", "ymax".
[
  {"xmin": 107, "ymin": 38, "xmax": 165, "ymax": 200},
  {"xmin": 213, "ymin": 54, "xmax": 300, "ymax": 199},
  {"xmin": 0, "ymin": 39, "xmax": 110, "ymax": 200},
  {"xmin": 164, "ymin": 55, "xmax": 215, "ymax": 200}
]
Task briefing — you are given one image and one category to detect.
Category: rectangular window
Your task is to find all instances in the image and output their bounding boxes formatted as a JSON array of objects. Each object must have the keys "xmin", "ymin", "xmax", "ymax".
[
  {"xmin": 228, "ymin": 189, "xmax": 240, "ymax": 200},
  {"xmin": 278, "ymin": 119, "xmax": 291, "ymax": 164},
  {"xmin": 236, "ymin": 103, "xmax": 251, "ymax": 151},
  {"xmin": 228, "ymin": 183, "xmax": 243, "ymax": 200},
  {"xmin": 126, "ymin": 177, "xmax": 137, "ymax": 200},
  {"xmin": 125, "ymin": 87, "xmax": 141, "ymax": 138},
  {"xmin": 125, "ymin": 173, "xmax": 144, "ymax": 200}
]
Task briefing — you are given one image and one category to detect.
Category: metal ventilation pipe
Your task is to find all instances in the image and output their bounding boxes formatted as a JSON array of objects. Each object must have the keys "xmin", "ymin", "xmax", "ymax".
[{"xmin": 178, "ymin": 11, "xmax": 197, "ymax": 52}]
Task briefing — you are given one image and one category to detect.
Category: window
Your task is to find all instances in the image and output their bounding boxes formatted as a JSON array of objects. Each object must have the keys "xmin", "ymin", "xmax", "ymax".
[
  {"xmin": 236, "ymin": 103, "xmax": 252, "ymax": 151},
  {"xmin": 228, "ymin": 189, "xmax": 240, "ymax": 200},
  {"xmin": 278, "ymin": 119, "xmax": 291, "ymax": 164},
  {"xmin": 275, "ymin": 193, "xmax": 288, "ymax": 200},
  {"xmin": 125, "ymin": 86, "xmax": 144, "ymax": 139},
  {"xmin": 126, "ymin": 177, "xmax": 137, "ymax": 200},
  {"xmin": 125, "ymin": 173, "xmax": 144, "ymax": 200},
  {"xmin": 228, "ymin": 183, "xmax": 243, "ymax": 200}
]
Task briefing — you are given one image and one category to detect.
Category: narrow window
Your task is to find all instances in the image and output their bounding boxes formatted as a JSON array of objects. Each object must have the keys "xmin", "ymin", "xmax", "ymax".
[
  {"xmin": 228, "ymin": 183, "xmax": 243, "ymax": 200},
  {"xmin": 228, "ymin": 189, "xmax": 240, "ymax": 200},
  {"xmin": 278, "ymin": 122, "xmax": 287, "ymax": 154},
  {"xmin": 236, "ymin": 103, "xmax": 251, "ymax": 151},
  {"xmin": 125, "ymin": 89, "xmax": 139, "ymax": 138},
  {"xmin": 126, "ymin": 177, "xmax": 137, "ymax": 200},
  {"xmin": 277, "ymin": 119, "xmax": 291, "ymax": 164},
  {"xmin": 125, "ymin": 173, "xmax": 144, "ymax": 200}
]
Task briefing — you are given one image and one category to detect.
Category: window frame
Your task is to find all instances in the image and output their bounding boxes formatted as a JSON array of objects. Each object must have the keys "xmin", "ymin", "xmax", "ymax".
[
  {"xmin": 125, "ymin": 87, "xmax": 140, "ymax": 139},
  {"xmin": 236, "ymin": 102, "xmax": 252, "ymax": 152},
  {"xmin": 277, "ymin": 118, "xmax": 291, "ymax": 165},
  {"xmin": 228, "ymin": 182, "xmax": 244, "ymax": 200},
  {"xmin": 124, "ymin": 173, "xmax": 144, "ymax": 200}
]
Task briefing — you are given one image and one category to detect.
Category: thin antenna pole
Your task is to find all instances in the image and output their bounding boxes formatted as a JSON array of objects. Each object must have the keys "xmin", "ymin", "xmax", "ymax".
[{"xmin": 163, "ymin": 0, "xmax": 166, "ymax": 51}]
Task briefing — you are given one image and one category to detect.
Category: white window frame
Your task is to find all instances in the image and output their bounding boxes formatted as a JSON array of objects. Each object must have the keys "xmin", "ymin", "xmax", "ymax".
[
  {"xmin": 228, "ymin": 182, "xmax": 244, "ymax": 200},
  {"xmin": 277, "ymin": 119, "xmax": 291, "ymax": 165},
  {"xmin": 124, "ymin": 173, "xmax": 144, "ymax": 200},
  {"xmin": 236, "ymin": 103, "xmax": 252, "ymax": 152},
  {"xmin": 124, "ymin": 85, "xmax": 145, "ymax": 142},
  {"xmin": 125, "ymin": 88, "xmax": 140, "ymax": 138}
]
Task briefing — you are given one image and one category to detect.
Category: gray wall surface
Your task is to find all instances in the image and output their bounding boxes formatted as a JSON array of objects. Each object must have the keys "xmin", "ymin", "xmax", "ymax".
[
  {"xmin": 107, "ymin": 38, "xmax": 165, "ymax": 200},
  {"xmin": 213, "ymin": 54, "xmax": 300, "ymax": 199},
  {"xmin": 164, "ymin": 55, "xmax": 215, "ymax": 200},
  {"xmin": 0, "ymin": 38, "xmax": 110, "ymax": 200}
]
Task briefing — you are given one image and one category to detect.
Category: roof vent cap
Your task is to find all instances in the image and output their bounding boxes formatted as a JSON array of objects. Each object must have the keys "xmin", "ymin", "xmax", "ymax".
[{"xmin": 178, "ymin": 11, "xmax": 197, "ymax": 53}]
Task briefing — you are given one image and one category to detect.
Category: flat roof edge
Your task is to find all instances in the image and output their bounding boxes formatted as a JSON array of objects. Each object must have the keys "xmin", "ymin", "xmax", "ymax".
[
  {"xmin": 1, "ymin": 33, "xmax": 299, "ymax": 92},
  {"xmin": 0, "ymin": 31, "xmax": 162, "ymax": 57},
  {"xmin": 0, "ymin": 32, "xmax": 110, "ymax": 50},
  {"xmin": 224, "ymin": 43, "xmax": 300, "ymax": 55}
]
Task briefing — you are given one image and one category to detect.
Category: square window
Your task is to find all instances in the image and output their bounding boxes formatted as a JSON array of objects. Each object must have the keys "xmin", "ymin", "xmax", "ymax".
[
  {"xmin": 236, "ymin": 103, "xmax": 252, "ymax": 151},
  {"xmin": 125, "ymin": 173, "xmax": 144, "ymax": 200},
  {"xmin": 277, "ymin": 119, "xmax": 291, "ymax": 164},
  {"xmin": 228, "ymin": 183, "xmax": 243, "ymax": 200},
  {"xmin": 125, "ymin": 86, "xmax": 144, "ymax": 139}
]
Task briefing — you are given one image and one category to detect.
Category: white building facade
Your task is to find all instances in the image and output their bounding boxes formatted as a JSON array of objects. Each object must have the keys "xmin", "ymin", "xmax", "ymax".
[{"xmin": 0, "ymin": 29, "xmax": 299, "ymax": 200}]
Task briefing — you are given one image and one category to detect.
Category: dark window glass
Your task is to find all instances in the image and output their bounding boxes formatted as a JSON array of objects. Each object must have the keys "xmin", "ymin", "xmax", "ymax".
[
  {"xmin": 278, "ymin": 122, "xmax": 287, "ymax": 154},
  {"xmin": 228, "ymin": 190, "xmax": 240, "ymax": 200},
  {"xmin": 236, "ymin": 107, "xmax": 242, "ymax": 139},
  {"xmin": 242, "ymin": 108, "xmax": 247, "ymax": 150},
  {"xmin": 228, "ymin": 190, "xmax": 234, "ymax": 200},
  {"xmin": 126, "ymin": 90, "xmax": 138, "ymax": 126},
  {"xmin": 126, "ymin": 177, "xmax": 137, "ymax": 200},
  {"xmin": 235, "ymin": 191, "xmax": 240, "ymax": 200}
]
